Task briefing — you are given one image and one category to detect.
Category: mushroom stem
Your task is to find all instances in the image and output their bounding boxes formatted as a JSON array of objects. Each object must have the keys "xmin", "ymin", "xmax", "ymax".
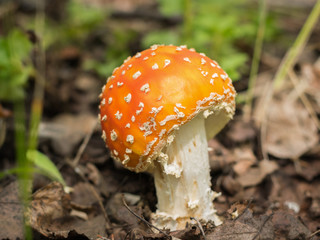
[{"xmin": 151, "ymin": 116, "xmax": 222, "ymax": 230}]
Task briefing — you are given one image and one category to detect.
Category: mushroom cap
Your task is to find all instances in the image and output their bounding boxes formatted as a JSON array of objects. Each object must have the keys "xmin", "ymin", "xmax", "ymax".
[{"xmin": 99, "ymin": 45, "xmax": 236, "ymax": 172}]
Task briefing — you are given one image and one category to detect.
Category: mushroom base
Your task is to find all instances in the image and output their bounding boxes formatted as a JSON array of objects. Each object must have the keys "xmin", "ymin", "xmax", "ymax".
[{"xmin": 151, "ymin": 116, "xmax": 222, "ymax": 230}]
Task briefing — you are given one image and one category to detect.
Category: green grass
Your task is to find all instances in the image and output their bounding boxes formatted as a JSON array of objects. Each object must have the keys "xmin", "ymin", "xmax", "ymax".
[{"xmin": 142, "ymin": 0, "xmax": 279, "ymax": 81}]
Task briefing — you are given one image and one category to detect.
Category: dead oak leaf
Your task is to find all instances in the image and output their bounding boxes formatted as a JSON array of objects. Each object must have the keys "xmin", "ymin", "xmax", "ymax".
[
  {"xmin": 236, "ymin": 159, "xmax": 278, "ymax": 188},
  {"xmin": 28, "ymin": 182, "xmax": 107, "ymax": 239},
  {"xmin": 27, "ymin": 182, "xmax": 71, "ymax": 237},
  {"xmin": 232, "ymin": 147, "xmax": 257, "ymax": 176},
  {"xmin": 266, "ymin": 97, "xmax": 318, "ymax": 159},
  {"xmin": 272, "ymin": 210, "xmax": 311, "ymax": 239},
  {"xmin": 38, "ymin": 113, "xmax": 97, "ymax": 156},
  {"xmin": 206, "ymin": 220, "xmax": 258, "ymax": 240}
]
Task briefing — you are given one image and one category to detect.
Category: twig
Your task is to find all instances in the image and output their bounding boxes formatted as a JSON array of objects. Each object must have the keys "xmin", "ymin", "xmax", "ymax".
[
  {"xmin": 252, "ymin": 212, "xmax": 274, "ymax": 240},
  {"xmin": 244, "ymin": 0, "xmax": 267, "ymax": 120},
  {"xmin": 234, "ymin": 198, "xmax": 254, "ymax": 221},
  {"xmin": 190, "ymin": 217, "xmax": 207, "ymax": 240},
  {"xmin": 121, "ymin": 195, "xmax": 170, "ymax": 238},
  {"xmin": 288, "ymin": 70, "xmax": 320, "ymax": 130},
  {"xmin": 88, "ymin": 184, "xmax": 111, "ymax": 227},
  {"xmin": 72, "ymin": 119, "xmax": 98, "ymax": 166},
  {"xmin": 308, "ymin": 229, "xmax": 320, "ymax": 239},
  {"xmin": 257, "ymin": 1, "xmax": 320, "ymax": 161},
  {"xmin": 273, "ymin": 0, "xmax": 320, "ymax": 89},
  {"xmin": 28, "ymin": 0, "xmax": 46, "ymax": 151},
  {"xmin": 66, "ymin": 160, "xmax": 111, "ymax": 227}
]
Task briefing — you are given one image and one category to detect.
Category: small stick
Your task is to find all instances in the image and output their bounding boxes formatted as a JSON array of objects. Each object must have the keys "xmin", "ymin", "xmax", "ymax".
[
  {"xmin": 121, "ymin": 195, "xmax": 170, "ymax": 238},
  {"xmin": 190, "ymin": 217, "xmax": 207, "ymax": 240},
  {"xmin": 288, "ymin": 70, "xmax": 320, "ymax": 130},
  {"xmin": 72, "ymin": 120, "xmax": 98, "ymax": 166},
  {"xmin": 308, "ymin": 229, "xmax": 320, "ymax": 239},
  {"xmin": 234, "ymin": 198, "xmax": 253, "ymax": 221},
  {"xmin": 66, "ymin": 160, "xmax": 111, "ymax": 227},
  {"xmin": 88, "ymin": 184, "xmax": 111, "ymax": 227},
  {"xmin": 252, "ymin": 212, "xmax": 273, "ymax": 240}
]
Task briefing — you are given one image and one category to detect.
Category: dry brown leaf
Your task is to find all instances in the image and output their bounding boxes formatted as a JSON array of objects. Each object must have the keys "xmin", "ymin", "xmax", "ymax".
[
  {"xmin": 208, "ymin": 139, "xmax": 235, "ymax": 172},
  {"xmin": 295, "ymin": 159, "xmax": 320, "ymax": 181},
  {"xmin": 232, "ymin": 147, "xmax": 257, "ymax": 176},
  {"xmin": 28, "ymin": 182, "xmax": 71, "ymax": 237},
  {"xmin": 0, "ymin": 180, "xmax": 24, "ymax": 240},
  {"xmin": 207, "ymin": 219, "xmax": 258, "ymax": 240},
  {"xmin": 28, "ymin": 182, "xmax": 107, "ymax": 238},
  {"xmin": 208, "ymin": 208, "xmax": 312, "ymax": 240},
  {"xmin": 236, "ymin": 159, "xmax": 278, "ymax": 187},
  {"xmin": 78, "ymin": 163, "xmax": 111, "ymax": 197},
  {"xmin": 265, "ymin": 97, "xmax": 318, "ymax": 159},
  {"xmin": 221, "ymin": 175, "xmax": 242, "ymax": 196},
  {"xmin": 71, "ymin": 74, "xmax": 102, "ymax": 112},
  {"xmin": 226, "ymin": 119, "xmax": 256, "ymax": 143},
  {"xmin": 302, "ymin": 61, "xmax": 320, "ymax": 114},
  {"xmin": 309, "ymin": 197, "xmax": 320, "ymax": 218},
  {"xmin": 272, "ymin": 210, "xmax": 311, "ymax": 239},
  {"xmin": 268, "ymin": 167, "xmax": 320, "ymax": 219},
  {"xmin": 39, "ymin": 113, "xmax": 97, "ymax": 156},
  {"xmin": 70, "ymin": 182, "xmax": 98, "ymax": 209},
  {"xmin": 106, "ymin": 193, "xmax": 144, "ymax": 228}
]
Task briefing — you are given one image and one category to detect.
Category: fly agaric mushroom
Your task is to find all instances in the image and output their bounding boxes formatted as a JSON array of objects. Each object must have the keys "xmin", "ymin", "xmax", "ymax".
[{"xmin": 99, "ymin": 45, "xmax": 236, "ymax": 230}]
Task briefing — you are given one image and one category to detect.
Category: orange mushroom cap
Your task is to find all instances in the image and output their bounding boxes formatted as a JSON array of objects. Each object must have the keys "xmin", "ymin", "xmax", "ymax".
[{"xmin": 99, "ymin": 45, "xmax": 236, "ymax": 172}]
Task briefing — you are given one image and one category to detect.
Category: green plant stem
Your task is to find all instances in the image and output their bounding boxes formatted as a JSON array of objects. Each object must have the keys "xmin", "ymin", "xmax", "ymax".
[
  {"xmin": 182, "ymin": 0, "xmax": 193, "ymax": 43},
  {"xmin": 28, "ymin": 0, "xmax": 45, "ymax": 151},
  {"xmin": 13, "ymin": 100, "xmax": 32, "ymax": 239},
  {"xmin": 273, "ymin": 0, "xmax": 320, "ymax": 89},
  {"xmin": 259, "ymin": 0, "xmax": 320, "ymax": 161},
  {"xmin": 244, "ymin": 0, "xmax": 266, "ymax": 120}
]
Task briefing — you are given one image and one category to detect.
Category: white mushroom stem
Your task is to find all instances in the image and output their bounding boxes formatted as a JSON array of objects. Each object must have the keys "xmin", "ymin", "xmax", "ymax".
[{"xmin": 151, "ymin": 116, "xmax": 222, "ymax": 230}]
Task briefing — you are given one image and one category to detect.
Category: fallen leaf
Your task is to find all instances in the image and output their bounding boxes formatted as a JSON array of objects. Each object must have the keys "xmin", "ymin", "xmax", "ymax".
[
  {"xmin": 265, "ymin": 97, "xmax": 318, "ymax": 159},
  {"xmin": 295, "ymin": 159, "xmax": 320, "ymax": 181},
  {"xmin": 70, "ymin": 182, "xmax": 98, "ymax": 209},
  {"xmin": 237, "ymin": 209, "xmax": 275, "ymax": 240},
  {"xmin": 309, "ymin": 197, "xmax": 320, "ymax": 218},
  {"xmin": 206, "ymin": 219, "xmax": 258, "ymax": 240},
  {"xmin": 302, "ymin": 62, "xmax": 320, "ymax": 114},
  {"xmin": 106, "ymin": 193, "xmax": 144, "ymax": 228},
  {"xmin": 74, "ymin": 74, "xmax": 101, "ymax": 103},
  {"xmin": 226, "ymin": 118, "xmax": 256, "ymax": 143},
  {"xmin": 221, "ymin": 175, "xmax": 242, "ymax": 196},
  {"xmin": 236, "ymin": 159, "xmax": 278, "ymax": 187},
  {"xmin": 28, "ymin": 182, "xmax": 107, "ymax": 238},
  {"xmin": 208, "ymin": 139, "xmax": 235, "ymax": 172},
  {"xmin": 0, "ymin": 180, "xmax": 24, "ymax": 240},
  {"xmin": 272, "ymin": 210, "xmax": 311, "ymax": 239},
  {"xmin": 39, "ymin": 113, "xmax": 97, "ymax": 156},
  {"xmin": 232, "ymin": 147, "xmax": 257, "ymax": 176},
  {"xmin": 208, "ymin": 208, "xmax": 312, "ymax": 240},
  {"xmin": 27, "ymin": 182, "xmax": 71, "ymax": 237}
]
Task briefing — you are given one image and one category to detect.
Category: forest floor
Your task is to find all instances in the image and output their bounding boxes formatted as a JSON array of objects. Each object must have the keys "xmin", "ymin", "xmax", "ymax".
[{"xmin": 0, "ymin": 0, "xmax": 320, "ymax": 239}]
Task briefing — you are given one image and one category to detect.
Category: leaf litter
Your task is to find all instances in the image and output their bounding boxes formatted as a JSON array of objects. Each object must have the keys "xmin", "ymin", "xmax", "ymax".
[
  {"xmin": 1, "ymin": 1, "xmax": 320, "ymax": 239},
  {"xmin": 22, "ymin": 53, "xmax": 320, "ymax": 238}
]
